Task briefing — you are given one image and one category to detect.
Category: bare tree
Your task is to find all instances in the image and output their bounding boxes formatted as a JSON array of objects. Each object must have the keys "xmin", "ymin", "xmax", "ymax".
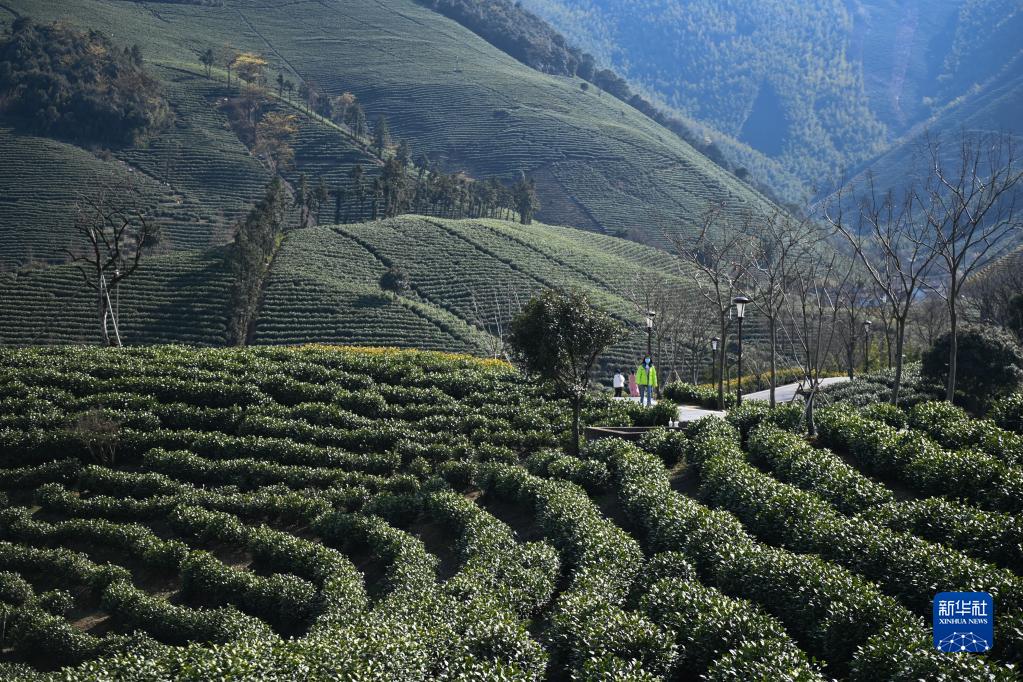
[
  {"xmin": 871, "ymin": 283, "xmax": 895, "ymax": 369},
  {"xmin": 743, "ymin": 210, "xmax": 809, "ymax": 405},
  {"xmin": 835, "ymin": 276, "xmax": 871, "ymax": 380},
  {"xmin": 670, "ymin": 205, "xmax": 752, "ymax": 408},
  {"xmin": 827, "ymin": 175, "xmax": 940, "ymax": 403},
  {"xmin": 72, "ymin": 410, "xmax": 121, "ymax": 466},
  {"xmin": 467, "ymin": 288, "xmax": 522, "ymax": 359},
  {"xmin": 916, "ymin": 131, "xmax": 1023, "ymax": 400},
  {"xmin": 782, "ymin": 247, "xmax": 847, "ymax": 434},
  {"xmin": 678, "ymin": 299, "xmax": 714, "ymax": 384},
  {"xmin": 622, "ymin": 272, "xmax": 695, "ymax": 383},
  {"xmin": 907, "ymin": 295, "xmax": 949, "ymax": 352},
  {"xmin": 69, "ymin": 177, "xmax": 161, "ymax": 346}
]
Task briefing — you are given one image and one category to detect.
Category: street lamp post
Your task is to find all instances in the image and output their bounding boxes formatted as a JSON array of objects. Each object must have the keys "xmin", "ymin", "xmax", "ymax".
[
  {"xmin": 733, "ymin": 296, "xmax": 751, "ymax": 405},
  {"xmin": 645, "ymin": 311, "xmax": 655, "ymax": 359},
  {"xmin": 863, "ymin": 320, "xmax": 872, "ymax": 374}
]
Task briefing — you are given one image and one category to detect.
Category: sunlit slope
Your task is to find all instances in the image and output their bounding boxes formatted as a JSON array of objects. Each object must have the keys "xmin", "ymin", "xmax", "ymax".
[
  {"xmin": 0, "ymin": 216, "xmax": 687, "ymax": 369},
  {"xmin": 256, "ymin": 216, "xmax": 684, "ymax": 364},
  {"xmin": 0, "ymin": 56, "xmax": 386, "ymax": 268},
  {"xmin": 0, "ymin": 248, "xmax": 233, "ymax": 345},
  {"xmin": 6, "ymin": 0, "xmax": 775, "ymax": 251}
]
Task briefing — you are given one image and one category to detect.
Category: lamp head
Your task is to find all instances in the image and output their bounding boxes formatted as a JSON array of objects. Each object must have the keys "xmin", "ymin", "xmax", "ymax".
[
  {"xmin": 711, "ymin": 336, "xmax": 719, "ymax": 351},
  {"xmin": 733, "ymin": 295, "xmax": 751, "ymax": 320}
]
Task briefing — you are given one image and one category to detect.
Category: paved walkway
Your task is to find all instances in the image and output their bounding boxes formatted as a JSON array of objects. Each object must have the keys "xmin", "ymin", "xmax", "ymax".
[
  {"xmin": 674, "ymin": 377, "xmax": 850, "ymax": 422},
  {"xmin": 678, "ymin": 406, "xmax": 725, "ymax": 421},
  {"xmin": 743, "ymin": 376, "xmax": 849, "ymax": 403}
]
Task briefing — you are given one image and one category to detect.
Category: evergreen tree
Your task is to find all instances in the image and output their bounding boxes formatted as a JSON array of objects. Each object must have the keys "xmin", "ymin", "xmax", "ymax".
[
  {"xmin": 226, "ymin": 178, "xmax": 288, "ymax": 345},
  {"xmin": 350, "ymin": 164, "xmax": 365, "ymax": 220},
  {"xmin": 396, "ymin": 139, "xmax": 412, "ymax": 168},
  {"xmin": 371, "ymin": 177, "xmax": 383, "ymax": 219},
  {"xmin": 314, "ymin": 177, "xmax": 329, "ymax": 223},
  {"xmin": 508, "ymin": 290, "xmax": 624, "ymax": 456},
  {"xmin": 514, "ymin": 175, "xmax": 540, "ymax": 224},
  {"xmin": 381, "ymin": 158, "xmax": 407, "ymax": 218},
  {"xmin": 294, "ymin": 173, "xmax": 310, "ymax": 228},
  {"xmin": 346, "ymin": 103, "xmax": 368, "ymax": 139},
  {"xmin": 331, "ymin": 184, "xmax": 345, "ymax": 224},
  {"xmin": 374, "ymin": 115, "xmax": 390, "ymax": 156},
  {"xmin": 200, "ymin": 48, "xmax": 215, "ymax": 79}
]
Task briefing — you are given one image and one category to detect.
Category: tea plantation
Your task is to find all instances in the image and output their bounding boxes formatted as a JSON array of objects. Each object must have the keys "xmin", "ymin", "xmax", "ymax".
[
  {"xmin": 0, "ymin": 0, "xmax": 774, "ymax": 269},
  {"xmin": 0, "ymin": 216, "xmax": 690, "ymax": 365},
  {"xmin": 0, "ymin": 345, "xmax": 1019, "ymax": 679}
]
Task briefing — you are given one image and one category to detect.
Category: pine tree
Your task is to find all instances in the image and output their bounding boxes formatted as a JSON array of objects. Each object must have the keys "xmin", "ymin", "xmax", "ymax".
[
  {"xmin": 347, "ymin": 103, "xmax": 368, "ymax": 139},
  {"xmin": 350, "ymin": 164, "xmax": 365, "ymax": 220},
  {"xmin": 226, "ymin": 178, "xmax": 288, "ymax": 345},
  {"xmin": 381, "ymin": 158, "xmax": 407, "ymax": 218},
  {"xmin": 314, "ymin": 177, "xmax": 328, "ymax": 223},
  {"xmin": 374, "ymin": 115, "xmax": 390, "ymax": 156},
  {"xmin": 331, "ymin": 184, "xmax": 345, "ymax": 224},
  {"xmin": 396, "ymin": 140, "xmax": 411, "ymax": 168},
  {"xmin": 514, "ymin": 176, "xmax": 540, "ymax": 225},
  {"xmin": 200, "ymin": 48, "xmax": 215, "ymax": 79},
  {"xmin": 294, "ymin": 173, "xmax": 310, "ymax": 228},
  {"xmin": 371, "ymin": 177, "xmax": 383, "ymax": 219}
]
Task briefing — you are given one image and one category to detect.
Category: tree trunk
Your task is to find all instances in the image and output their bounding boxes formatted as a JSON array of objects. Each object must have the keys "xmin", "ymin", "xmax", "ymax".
[
  {"xmin": 98, "ymin": 290, "xmax": 110, "ymax": 347},
  {"xmin": 717, "ymin": 315, "xmax": 727, "ymax": 410},
  {"xmin": 805, "ymin": 388, "xmax": 817, "ymax": 436},
  {"xmin": 571, "ymin": 394, "xmax": 581, "ymax": 458},
  {"xmin": 891, "ymin": 319, "xmax": 907, "ymax": 404},
  {"xmin": 769, "ymin": 318, "xmax": 777, "ymax": 407},
  {"xmin": 885, "ymin": 326, "xmax": 893, "ymax": 369},
  {"xmin": 946, "ymin": 302, "xmax": 958, "ymax": 402}
]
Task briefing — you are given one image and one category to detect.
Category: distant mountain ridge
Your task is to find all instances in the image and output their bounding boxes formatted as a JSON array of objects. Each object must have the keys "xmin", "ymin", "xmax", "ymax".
[{"xmin": 520, "ymin": 0, "xmax": 1023, "ymax": 197}]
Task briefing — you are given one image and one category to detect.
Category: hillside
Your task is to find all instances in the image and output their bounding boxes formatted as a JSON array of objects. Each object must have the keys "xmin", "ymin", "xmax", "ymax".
[
  {"xmin": 0, "ymin": 346, "xmax": 1019, "ymax": 678},
  {"xmin": 0, "ymin": 0, "xmax": 775, "ymax": 270},
  {"xmin": 519, "ymin": 0, "xmax": 1023, "ymax": 195},
  {"xmin": 0, "ymin": 216, "xmax": 691, "ymax": 369}
]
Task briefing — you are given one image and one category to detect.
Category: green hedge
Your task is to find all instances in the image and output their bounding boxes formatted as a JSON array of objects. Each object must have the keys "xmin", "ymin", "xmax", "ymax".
[
  {"xmin": 817, "ymin": 407, "xmax": 1023, "ymax": 514},
  {"xmin": 639, "ymin": 552, "xmax": 824, "ymax": 680},
  {"xmin": 592, "ymin": 435, "xmax": 1007, "ymax": 677},
  {"xmin": 746, "ymin": 424, "xmax": 894, "ymax": 514},
  {"xmin": 991, "ymin": 393, "xmax": 1023, "ymax": 433},
  {"xmin": 858, "ymin": 498, "xmax": 1023, "ymax": 573},
  {"xmin": 699, "ymin": 423, "xmax": 1023, "ymax": 664},
  {"xmin": 479, "ymin": 463, "xmax": 675, "ymax": 677},
  {"xmin": 908, "ymin": 401, "xmax": 1023, "ymax": 467}
]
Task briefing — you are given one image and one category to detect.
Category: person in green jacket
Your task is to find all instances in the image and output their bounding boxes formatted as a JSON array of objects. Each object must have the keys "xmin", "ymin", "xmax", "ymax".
[{"xmin": 636, "ymin": 356, "xmax": 657, "ymax": 407}]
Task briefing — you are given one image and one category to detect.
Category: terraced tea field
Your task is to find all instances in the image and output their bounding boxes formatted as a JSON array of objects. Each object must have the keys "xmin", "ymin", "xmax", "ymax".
[
  {"xmin": 0, "ymin": 62, "xmax": 391, "ymax": 268},
  {"xmin": 257, "ymin": 216, "xmax": 687, "ymax": 366},
  {"xmin": 2, "ymin": 0, "xmax": 775, "ymax": 264},
  {"xmin": 0, "ymin": 216, "xmax": 694, "ymax": 369},
  {"xmin": 0, "ymin": 346, "xmax": 1019, "ymax": 679},
  {"xmin": 0, "ymin": 249, "xmax": 234, "ymax": 346}
]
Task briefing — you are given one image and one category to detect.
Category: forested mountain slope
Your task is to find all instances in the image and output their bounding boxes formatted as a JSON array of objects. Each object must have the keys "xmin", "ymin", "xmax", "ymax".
[
  {"xmin": 0, "ymin": 0, "xmax": 774, "ymax": 269},
  {"xmin": 520, "ymin": 0, "xmax": 1023, "ymax": 195}
]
